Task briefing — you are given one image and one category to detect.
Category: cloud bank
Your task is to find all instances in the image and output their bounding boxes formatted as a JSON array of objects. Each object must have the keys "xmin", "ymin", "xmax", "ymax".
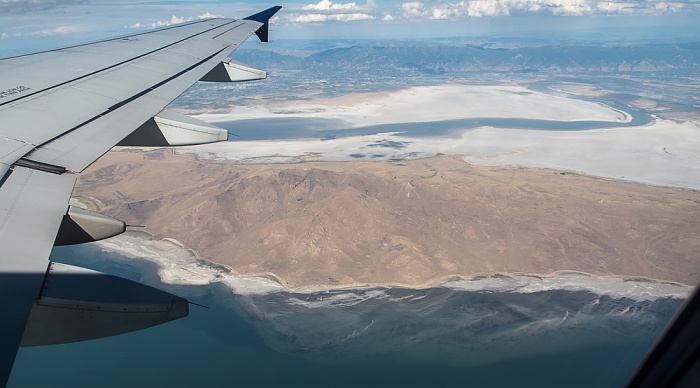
[
  {"xmin": 0, "ymin": 0, "xmax": 86, "ymax": 14},
  {"xmin": 2, "ymin": 24, "xmax": 84, "ymax": 38},
  {"xmin": 287, "ymin": 0, "xmax": 376, "ymax": 23},
  {"xmin": 283, "ymin": 0, "xmax": 694, "ymax": 24}
]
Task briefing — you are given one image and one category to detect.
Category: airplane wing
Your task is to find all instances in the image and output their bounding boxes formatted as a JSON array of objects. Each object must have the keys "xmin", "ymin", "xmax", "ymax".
[{"xmin": 0, "ymin": 6, "xmax": 281, "ymax": 384}]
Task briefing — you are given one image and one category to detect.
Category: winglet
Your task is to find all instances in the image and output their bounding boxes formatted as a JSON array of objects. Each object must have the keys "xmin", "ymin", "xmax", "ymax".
[{"xmin": 244, "ymin": 6, "xmax": 282, "ymax": 43}]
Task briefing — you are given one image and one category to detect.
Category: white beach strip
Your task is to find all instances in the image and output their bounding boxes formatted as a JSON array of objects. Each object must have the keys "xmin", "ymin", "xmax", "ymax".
[
  {"xmin": 95, "ymin": 233, "xmax": 286, "ymax": 295},
  {"xmin": 196, "ymin": 84, "xmax": 631, "ymax": 126}
]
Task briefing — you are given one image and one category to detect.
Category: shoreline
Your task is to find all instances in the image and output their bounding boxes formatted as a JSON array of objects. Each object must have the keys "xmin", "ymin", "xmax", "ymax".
[
  {"xmin": 130, "ymin": 82, "xmax": 700, "ymax": 190},
  {"xmin": 196, "ymin": 84, "xmax": 633, "ymax": 126},
  {"xmin": 107, "ymin": 146, "xmax": 700, "ymax": 194},
  {"xmin": 190, "ymin": 149, "xmax": 700, "ymax": 194},
  {"xmin": 94, "ymin": 231, "xmax": 692, "ymax": 300},
  {"xmin": 174, "ymin": 118, "xmax": 700, "ymax": 190},
  {"xmin": 78, "ymin": 82, "xmax": 700, "ymax": 297}
]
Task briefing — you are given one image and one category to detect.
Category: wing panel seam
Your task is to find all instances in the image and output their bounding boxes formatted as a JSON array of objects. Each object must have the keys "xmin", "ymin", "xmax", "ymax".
[
  {"xmin": 31, "ymin": 47, "xmax": 229, "ymax": 153},
  {"xmin": 212, "ymin": 21, "xmax": 247, "ymax": 40},
  {"xmin": 0, "ymin": 19, "xmax": 222, "ymax": 61},
  {"xmin": 0, "ymin": 20, "xmax": 239, "ymax": 108}
]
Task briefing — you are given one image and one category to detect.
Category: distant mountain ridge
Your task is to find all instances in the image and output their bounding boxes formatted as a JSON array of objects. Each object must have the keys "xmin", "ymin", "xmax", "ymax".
[{"xmin": 234, "ymin": 43, "xmax": 700, "ymax": 75}]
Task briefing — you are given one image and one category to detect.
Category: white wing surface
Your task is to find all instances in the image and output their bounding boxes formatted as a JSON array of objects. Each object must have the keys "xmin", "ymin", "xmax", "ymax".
[{"xmin": 0, "ymin": 6, "xmax": 281, "ymax": 384}]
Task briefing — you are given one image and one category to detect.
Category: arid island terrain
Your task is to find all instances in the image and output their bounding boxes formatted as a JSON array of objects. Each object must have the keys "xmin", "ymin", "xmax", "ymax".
[{"xmin": 73, "ymin": 149, "xmax": 700, "ymax": 288}]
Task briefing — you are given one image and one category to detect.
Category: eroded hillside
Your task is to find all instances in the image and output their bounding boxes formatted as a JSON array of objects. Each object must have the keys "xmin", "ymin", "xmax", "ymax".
[{"xmin": 74, "ymin": 150, "xmax": 700, "ymax": 287}]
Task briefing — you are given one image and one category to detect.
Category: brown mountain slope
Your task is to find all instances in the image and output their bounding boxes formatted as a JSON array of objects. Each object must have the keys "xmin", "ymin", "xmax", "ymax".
[{"xmin": 74, "ymin": 150, "xmax": 700, "ymax": 287}]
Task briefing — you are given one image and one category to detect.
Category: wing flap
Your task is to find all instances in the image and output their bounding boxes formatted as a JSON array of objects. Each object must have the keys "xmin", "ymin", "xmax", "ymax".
[
  {"xmin": 20, "ymin": 262, "xmax": 189, "ymax": 347},
  {"xmin": 0, "ymin": 139, "xmax": 34, "ymax": 168},
  {"xmin": 0, "ymin": 166, "xmax": 76, "ymax": 383}
]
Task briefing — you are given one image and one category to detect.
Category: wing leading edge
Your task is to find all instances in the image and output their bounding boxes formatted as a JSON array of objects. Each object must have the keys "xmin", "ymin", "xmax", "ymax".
[{"xmin": 0, "ymin": 6, "xmax": 281, "ymax": 385}]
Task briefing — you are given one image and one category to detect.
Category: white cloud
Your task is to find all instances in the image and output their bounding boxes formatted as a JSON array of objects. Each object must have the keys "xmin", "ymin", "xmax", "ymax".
[
  {"xmin": 548, "ymin": 0, "xmax": 592, "ymax": 15},
  {"xmin": 150, "ymin": 15, "xmax": 185, "ymax": 28},
  {"xmin": 400, "ymin": 1, "xmax": 505, "ymax": 18},
  {"xmin": 654, "ymin": 2, "xmax": 685, "ymax": 12},
  {"xmin": 287, "ymin": 0, "xmax": 697, "ymax": 24},
  {"xmin": 130, "ymin": 12, "xmax": 223, "ymax": 30},
  {"xmin": 289, "ymin": 0, "xmax": 376, "ymax": 23},
  {"xmin": 396, "ymin": 0, "xmax": 599, "ymax": 18},
  {"xmin": 304, "ymin": 0, "xmax": 360, "ymax": 11},
  {"xmin": 1, "ymin": 32, "xmax": 9, "ymax": 39},
  {"xmin": 288, "ymin": 12, "xmax": 375, "ymax": 23},
  {"xmin": 466, "ymin": 0, "xmax": 509, "ymax": 16},
  {"xmin": 597, "ymin": 1, "xmax": 636, "ymax": 13},
  {"xmin": 28, "ymin": 25, "xmax": 83, "ymax": 36},
  {"xmin": 0, "ymin": 0, "xmax": 86, "ymax": 14},
  {"xmin": 288, "ymin": 13, "xmax": 327, "ymax": 22},
  {"xmin": 388, "ymin": 0, "xmax": 694, "ymax": 19},
  {"xmin": 401, "ymin": 2, "xmax": 427, "ymax": 17},
  {"xmin": 197, "ymin": 12, "xmax": 223, "ymax": 19}
]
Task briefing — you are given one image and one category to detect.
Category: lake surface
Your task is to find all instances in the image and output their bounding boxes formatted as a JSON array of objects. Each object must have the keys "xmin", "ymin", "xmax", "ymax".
[
  {"xmin": 215, "ymin": 96, "xmax": 650, "ymax": 142},
  {"xmin": 219, "ymin": 112, "xmax": 650, "ymax": 142},
  {"xmin": 8, "ymin": 244, "xmax": 683, "ymax": 387}
]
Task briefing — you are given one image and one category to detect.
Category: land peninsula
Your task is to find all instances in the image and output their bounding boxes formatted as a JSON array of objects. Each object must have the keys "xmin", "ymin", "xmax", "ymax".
[
  {"xmin": 74, "ymin": 84, "xmax": 700, "ymax": 290},
  {"xmin": 74, "ymin": 150, "xmax": 700, "ymax": 288}
]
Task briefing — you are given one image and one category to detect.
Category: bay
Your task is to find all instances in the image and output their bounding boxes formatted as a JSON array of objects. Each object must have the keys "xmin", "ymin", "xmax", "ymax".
[{"xmin": 8, "ymin": 244, "xmax": 682, "ymax": 387}]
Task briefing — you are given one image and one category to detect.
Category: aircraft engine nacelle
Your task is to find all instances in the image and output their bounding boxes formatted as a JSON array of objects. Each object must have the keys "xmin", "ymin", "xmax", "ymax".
[{"xmin": 54, "ymin": 206, "xmax": 126, "ymax": 246}]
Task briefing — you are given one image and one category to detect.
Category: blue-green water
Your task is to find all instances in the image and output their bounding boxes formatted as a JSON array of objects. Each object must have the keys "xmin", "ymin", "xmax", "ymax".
[
  {"xmin": 218, "ymin": 103, "xmax": 649, "ymax": 142},
  {"xmin": 8, "ymin": 245, "xmax": 682, "ymax": 387}
]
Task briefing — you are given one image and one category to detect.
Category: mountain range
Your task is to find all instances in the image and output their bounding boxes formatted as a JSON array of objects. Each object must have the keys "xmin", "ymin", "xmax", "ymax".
[{"xmin": 234, "ymin": 42, "xmax": 700, "ymax": 75}]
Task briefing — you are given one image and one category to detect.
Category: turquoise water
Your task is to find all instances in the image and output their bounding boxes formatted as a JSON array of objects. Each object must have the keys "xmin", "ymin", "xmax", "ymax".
[
  {"xmin": 217, "ymin": 103, "xmax": 649, "ymax": 142},
  {"xmin": 8, "ymin": 245, "xmax": 681, "ymax": 387}
]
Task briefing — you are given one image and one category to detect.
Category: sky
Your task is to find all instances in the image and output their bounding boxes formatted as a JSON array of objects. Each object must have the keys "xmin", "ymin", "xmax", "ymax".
[{"xmin": 1, "ymin": 0, "xmax": 699, "ymax": 56}]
